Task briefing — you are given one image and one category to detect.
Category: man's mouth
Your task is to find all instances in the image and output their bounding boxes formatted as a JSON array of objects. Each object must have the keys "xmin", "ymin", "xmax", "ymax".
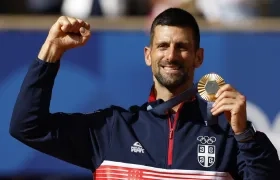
[
  {"xmin": 161, "ymin": 66, "xmax": 181, "ymax": 73},
  {"xmin": 163, "ymin": 66, "xmax": 180, "ymax": 70}
]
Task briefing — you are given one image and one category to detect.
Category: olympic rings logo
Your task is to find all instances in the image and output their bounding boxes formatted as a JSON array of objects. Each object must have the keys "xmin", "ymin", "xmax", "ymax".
[{"xmin": 197, "ymin": 136, "xmax": 216, "ymax": 144}]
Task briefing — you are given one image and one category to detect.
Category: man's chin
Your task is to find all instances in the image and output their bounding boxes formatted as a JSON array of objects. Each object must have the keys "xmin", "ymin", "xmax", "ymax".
[
  {"xmin": 155, "ymin": 73, "xmax": 187, "ymax": 89},
  {"xmin": 160, "ymin": 80, "xmax": 185, "ymax": 90}
]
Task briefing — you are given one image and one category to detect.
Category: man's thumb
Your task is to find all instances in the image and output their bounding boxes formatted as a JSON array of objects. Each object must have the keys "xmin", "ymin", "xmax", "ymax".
[{"xmin": 80, "ymin": 27, "xmax": 90, "ymax": 37}]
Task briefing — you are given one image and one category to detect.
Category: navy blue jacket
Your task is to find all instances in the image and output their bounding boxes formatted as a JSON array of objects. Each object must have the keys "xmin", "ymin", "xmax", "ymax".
[{"xmin": 10, "ymin": 58, "xmax": 279, "ymax": 180}]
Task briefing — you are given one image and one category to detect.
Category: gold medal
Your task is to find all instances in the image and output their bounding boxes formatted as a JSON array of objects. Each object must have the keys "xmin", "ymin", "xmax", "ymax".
[{"xmin": 198, "ymin": 73, "xmax": 226, "ymax": 102}]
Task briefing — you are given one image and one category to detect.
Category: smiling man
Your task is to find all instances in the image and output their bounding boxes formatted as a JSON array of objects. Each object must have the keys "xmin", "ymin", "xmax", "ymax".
[
  {"xmin": 10, "ymin": 8, "xmax": 279, "ymax": 180},
  {"xmin": 145, "ymin": 16, "xmax": 202, "ymax": 102}
]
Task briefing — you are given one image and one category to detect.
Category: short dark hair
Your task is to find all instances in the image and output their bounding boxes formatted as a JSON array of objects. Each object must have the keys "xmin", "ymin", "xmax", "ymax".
[{"xmin": 150, "ymin": 7, "xmax": 200, "ymax": 49}]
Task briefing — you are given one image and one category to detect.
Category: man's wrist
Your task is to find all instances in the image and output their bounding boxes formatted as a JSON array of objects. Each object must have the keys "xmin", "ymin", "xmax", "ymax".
[
  {"xmin": 234, "ymin": 121, "xmax": 257, "ymax": 142},
  {"xmin": 38, "ymin": 42, "xmax": 65, "ymax": 63}
]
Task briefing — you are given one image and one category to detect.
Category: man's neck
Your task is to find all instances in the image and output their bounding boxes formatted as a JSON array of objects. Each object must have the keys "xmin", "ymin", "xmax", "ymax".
[{"xmin": 154, "ymin": 82, "xmax": 193, "ymax": 112}]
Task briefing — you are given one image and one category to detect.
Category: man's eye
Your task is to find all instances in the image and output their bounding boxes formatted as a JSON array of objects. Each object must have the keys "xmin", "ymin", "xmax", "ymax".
[
  {"xmin": 179, "ymin": 47, "xmax": 188, "ymax": 51},
  {"xmin": 158, "ymin": 44, "xmax": 168, "ymax": 49},
  {"xmin": 176, "ymin": 44, "xmax": 188, "ymax": 50}
]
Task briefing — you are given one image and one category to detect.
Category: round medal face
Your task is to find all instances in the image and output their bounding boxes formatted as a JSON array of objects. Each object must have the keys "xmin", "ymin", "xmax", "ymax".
[{"xmin": 198, "ymin": 73, "xmax": 226, "ymax": 102}]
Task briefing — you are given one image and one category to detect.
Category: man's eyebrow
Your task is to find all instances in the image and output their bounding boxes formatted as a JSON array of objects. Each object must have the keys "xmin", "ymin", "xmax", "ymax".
[{"xmin": 154, "ymin": 40, "xmax": 190, "ymax": 46}]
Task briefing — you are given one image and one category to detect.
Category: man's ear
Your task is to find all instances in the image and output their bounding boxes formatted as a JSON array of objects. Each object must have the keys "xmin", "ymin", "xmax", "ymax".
[
  {"xmin": 194, "ymin": 48, "xmax": 204, "ymax": 68},
  {"xmin": 144, "ymin": 46, "xmax": 151, "ymax": 66}
]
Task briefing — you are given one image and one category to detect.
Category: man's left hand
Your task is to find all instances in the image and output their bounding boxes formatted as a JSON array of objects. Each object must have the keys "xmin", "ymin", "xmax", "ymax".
[{"xmin": 211, "ymin": 84, "xmax": 247, "ymax": 135}]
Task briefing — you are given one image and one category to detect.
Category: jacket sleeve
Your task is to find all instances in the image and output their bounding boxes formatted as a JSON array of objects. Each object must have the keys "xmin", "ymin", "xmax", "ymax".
[
  {"xmin": 9, "ymin": 58, "xmax": 116, "ymax": 171},
  {"xmin": 236, "ymin": 131, "xmax": 280, "ymax": 180}
]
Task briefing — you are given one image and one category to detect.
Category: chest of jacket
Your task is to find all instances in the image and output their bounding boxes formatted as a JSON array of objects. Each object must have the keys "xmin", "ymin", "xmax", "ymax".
[{"xmin": 100, "ymin": 105, "xmax": 237, "ymax": 179}]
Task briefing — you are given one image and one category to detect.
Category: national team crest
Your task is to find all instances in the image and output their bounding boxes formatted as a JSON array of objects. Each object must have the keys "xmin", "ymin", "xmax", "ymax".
[{"xmin": 197, "ymin": 136, "xmax": 216, "ymax": 168}]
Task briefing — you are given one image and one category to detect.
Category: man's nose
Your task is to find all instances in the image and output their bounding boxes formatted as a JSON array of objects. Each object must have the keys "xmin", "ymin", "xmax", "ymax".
[{"xmin": 167, "ymin": 47, "xmax": 178, "ymax": 61}]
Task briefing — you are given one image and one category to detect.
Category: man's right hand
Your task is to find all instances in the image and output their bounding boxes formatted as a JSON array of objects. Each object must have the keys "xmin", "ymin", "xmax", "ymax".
[{"xmin": 38, "ymin": 16, "xmax": 91, "ymax": 63}]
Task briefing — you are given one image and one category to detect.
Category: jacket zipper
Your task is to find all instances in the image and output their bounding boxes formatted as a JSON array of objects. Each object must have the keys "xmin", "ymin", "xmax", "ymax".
[
  {"xmin": 167, "ymin": 115, "xmax": 176, "ymax": 166},
  {"xmin": 167, "ymin": 104, "xmax": 183, "ymax": 166}
]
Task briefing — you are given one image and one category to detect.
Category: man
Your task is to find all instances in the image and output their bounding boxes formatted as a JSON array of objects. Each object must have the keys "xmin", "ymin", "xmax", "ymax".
[{"xmin": 10, "ymin": 8, "xmax": 279, "ymax": 179}]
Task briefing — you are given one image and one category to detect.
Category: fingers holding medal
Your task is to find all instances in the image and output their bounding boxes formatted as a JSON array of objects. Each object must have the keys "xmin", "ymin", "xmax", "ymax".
[{"xmin": 198, "ymin": 73, "xmax": 247, "ymax": 134}]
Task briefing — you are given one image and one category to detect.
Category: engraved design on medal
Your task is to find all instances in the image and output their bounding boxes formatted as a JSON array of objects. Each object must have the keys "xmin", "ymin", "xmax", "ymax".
[{"xmin": 198, "ymin": 73, "xmax": 226, "ymax": 102}]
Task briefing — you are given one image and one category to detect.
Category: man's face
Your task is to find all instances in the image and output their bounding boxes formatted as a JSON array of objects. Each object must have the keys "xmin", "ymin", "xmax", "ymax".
[{"xmin": 145, "ymin": 25, "xmax": 203, "ymax": 90}]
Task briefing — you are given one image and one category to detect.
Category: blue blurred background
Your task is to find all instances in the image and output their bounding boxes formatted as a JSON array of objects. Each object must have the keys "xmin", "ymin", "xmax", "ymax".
[{"xmin": 0, "ymin": 0, "xmax": 280, "ymax": 179}]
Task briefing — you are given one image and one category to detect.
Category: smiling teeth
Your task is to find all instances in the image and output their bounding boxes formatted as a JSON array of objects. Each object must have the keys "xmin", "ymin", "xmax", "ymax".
[{"xmin": 163, "ymin": 67, "xmax": 179, "ymax": 70}]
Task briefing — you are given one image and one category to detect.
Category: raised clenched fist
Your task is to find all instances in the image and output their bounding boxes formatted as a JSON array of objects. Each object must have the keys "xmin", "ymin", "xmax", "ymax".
[
  {"xmin": 47, "ymin": 16, "xmax": 91, "ymax": 50},
  {"xmin": 38, "ymin": 16, "xmax": 91, "ymax": 62}
]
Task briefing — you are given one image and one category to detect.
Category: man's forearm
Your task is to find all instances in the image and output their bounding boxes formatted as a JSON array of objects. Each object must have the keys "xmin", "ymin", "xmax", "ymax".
[{"xmin": 38, "ymin": 42, "xmax": 65, "ymax": 63}]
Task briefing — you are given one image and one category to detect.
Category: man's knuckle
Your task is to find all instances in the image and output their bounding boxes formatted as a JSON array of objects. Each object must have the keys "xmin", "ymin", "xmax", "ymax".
[
  {"xmin": 77, "ymin": 19, "xmax": 83, "ymax": 23},
  {"xmin": 221, "ymin": 91, "xmax": 228, "ymax": 97},
  {"xmin": 224, "ymin": 91, "xmax": 230, "ymax": 96},
  {"xmin": 73, "ymin": 19, "xmax": 79, "ymax": 25},
  {"xmin": 59, "ymin": 15, "xmax": 66, "ymax": 20},
  {"xmin": 219, "ymin": 98, "xmax": 224, "ymax": 104},
  {"xmin": 239, "ymin": 95, "xmax": 246, "ymax": 102},
  {"xmin": 64, "ymin": 23, "xmax": 71, "ymax": 28},
  {"xmin": 223, "ymin": 84, "xmax": 230, "ymax": 88}
]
